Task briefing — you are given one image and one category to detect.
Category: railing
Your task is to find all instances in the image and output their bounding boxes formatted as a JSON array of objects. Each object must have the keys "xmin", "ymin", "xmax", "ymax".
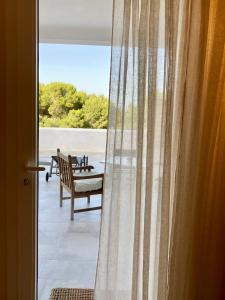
[{"xmin": 39, "ymin": 127, "xmax": 107, "ymax": 153}]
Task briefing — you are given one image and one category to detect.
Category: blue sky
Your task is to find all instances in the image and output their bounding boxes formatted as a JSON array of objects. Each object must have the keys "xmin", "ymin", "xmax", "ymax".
[{"xmin": 39, "ymin": 44, "xmax": 111, "ymax": 96}]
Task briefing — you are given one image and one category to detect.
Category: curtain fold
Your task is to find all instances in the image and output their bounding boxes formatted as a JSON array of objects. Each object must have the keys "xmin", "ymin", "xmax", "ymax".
[
  {"xmin": 95, "ymin": 0, "xmax": 225, "ymax": 299},
  {"xmin": 168, "ymin": 1, "xmax": 225, "ymax": 299}
]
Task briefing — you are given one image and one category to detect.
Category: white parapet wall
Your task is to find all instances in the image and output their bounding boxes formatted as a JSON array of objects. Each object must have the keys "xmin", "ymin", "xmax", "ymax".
[{"xmin": 39, "ymin": 128, "xmax": 107, "ymax": 154}]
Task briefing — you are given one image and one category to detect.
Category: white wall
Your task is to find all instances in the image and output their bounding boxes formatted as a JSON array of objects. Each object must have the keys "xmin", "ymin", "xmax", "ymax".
[{"xmin": 39, "ymin": 128, "xmax": 107, "ymax": 153}]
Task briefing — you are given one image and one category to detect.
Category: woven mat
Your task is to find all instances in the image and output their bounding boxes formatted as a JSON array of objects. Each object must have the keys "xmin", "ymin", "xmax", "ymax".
[{"xmin": 50, "ymin": 288, "xmax": 94, "ymax": 300}]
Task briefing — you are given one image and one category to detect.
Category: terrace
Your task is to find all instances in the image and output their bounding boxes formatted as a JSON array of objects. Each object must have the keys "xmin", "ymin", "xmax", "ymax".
[{"xmin": 38, "ymin": 129, "xmax": 107, "ymax": 299}]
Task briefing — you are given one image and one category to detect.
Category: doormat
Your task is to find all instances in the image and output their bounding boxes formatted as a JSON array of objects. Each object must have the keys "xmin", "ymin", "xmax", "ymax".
[{"xmin": 49, "ymin": 288, "xmax": 94, "ymax": 300}]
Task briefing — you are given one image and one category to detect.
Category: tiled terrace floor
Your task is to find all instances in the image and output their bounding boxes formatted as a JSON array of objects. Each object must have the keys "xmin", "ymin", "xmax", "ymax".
[{"xmin": 38, "ymin": 153, "xmax": 104, "ymax": 300}]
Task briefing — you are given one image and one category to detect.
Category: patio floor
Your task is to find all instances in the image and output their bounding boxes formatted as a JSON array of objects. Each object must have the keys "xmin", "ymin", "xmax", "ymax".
[{"xmin": 38, "ymin": 153, "xmax": 104, "ymax": 300}]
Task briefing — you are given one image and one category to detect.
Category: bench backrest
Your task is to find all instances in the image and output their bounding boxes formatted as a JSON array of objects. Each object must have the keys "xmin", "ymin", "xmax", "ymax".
[{"xmin": 57, "ymin": 149, "xmax": 74, "ymax": 193}]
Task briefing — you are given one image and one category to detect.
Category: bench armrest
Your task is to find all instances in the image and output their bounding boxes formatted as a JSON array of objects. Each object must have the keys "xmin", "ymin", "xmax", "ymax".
[
  {"xmin": 72, "ymin": 165, "xmax": 94, "ymax": 172},
  {"xmin": 73, "ymin": 173, "xmax": 104, "ymax": 180}
]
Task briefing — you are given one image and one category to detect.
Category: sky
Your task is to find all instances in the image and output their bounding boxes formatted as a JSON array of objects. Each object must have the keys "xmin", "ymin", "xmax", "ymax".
[{"xmin": 39, "ymin": 44, "xmax": 111, "ymax": 96}]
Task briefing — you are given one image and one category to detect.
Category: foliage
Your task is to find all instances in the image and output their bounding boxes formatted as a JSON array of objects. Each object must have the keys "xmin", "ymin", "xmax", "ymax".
[{"xmin": 39, "ymin": 82, "xmax": 108, "ymax": 129}]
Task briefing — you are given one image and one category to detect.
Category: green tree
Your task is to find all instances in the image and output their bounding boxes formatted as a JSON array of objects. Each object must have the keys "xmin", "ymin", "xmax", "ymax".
[
  {"xmin": 61, "ymin": 109, "xmax": 85, "ymax": 128},
  {"xmin": 39, "ymin": 82, "xmax": 109, "ymax": 129},
  {"xmin": 82, "ymin": 95, "xmax": 108, "ymax": 129}
]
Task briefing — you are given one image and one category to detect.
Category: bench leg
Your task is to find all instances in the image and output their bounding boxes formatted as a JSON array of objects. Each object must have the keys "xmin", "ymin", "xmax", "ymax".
[
  {"xmin": 60, "ymin": 183, "xmax": 63, "ymax": 207},
  {"xmin": 87, "ymin": 195, "xmax": 90, "ymax": 204},
  {"xmin": 71, "ymin": 196, "xmax": 74, "ymax": 221}
]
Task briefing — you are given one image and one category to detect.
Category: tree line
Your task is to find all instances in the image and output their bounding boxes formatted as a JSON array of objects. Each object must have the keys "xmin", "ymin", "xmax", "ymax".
[{"xmin": 39, "ymin": 82, "xmax": 108, "ymax": 129}]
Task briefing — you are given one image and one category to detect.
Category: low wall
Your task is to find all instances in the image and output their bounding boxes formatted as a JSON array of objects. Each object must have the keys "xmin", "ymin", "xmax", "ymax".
[{"xmin": 39, "ymin": 128, "xmax": 107, "ymax": 153}]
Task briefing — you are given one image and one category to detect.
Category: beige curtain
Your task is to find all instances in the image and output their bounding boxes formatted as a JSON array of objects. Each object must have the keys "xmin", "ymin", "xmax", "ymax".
[
  {"xmin": 95, "ymin": 0, "xmax": 225, "ymax": 299},
  {"xmin": 168, "ymin": 1, "xmax": 225, "ymax": 299}
]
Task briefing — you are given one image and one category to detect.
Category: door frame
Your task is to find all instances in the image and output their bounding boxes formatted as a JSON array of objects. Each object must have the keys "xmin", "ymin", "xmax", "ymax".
[{"xmin": 0, "ymin": 0, "xmax": 37, "ymax": 298}]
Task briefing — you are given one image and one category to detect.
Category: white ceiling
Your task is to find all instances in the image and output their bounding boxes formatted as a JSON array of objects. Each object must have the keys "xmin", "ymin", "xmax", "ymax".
[{"xmin": 39, "ymin": 0, "xmax": 113, "ymax": 45}]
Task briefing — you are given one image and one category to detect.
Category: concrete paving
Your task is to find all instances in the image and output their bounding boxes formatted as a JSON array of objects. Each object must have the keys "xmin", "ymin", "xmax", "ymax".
[{"xmin": 38, "ymin": 153, "xmax": 104, "ymax": 300}]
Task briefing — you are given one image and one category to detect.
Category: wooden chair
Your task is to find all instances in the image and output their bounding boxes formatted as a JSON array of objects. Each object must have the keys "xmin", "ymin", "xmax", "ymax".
[{"xmin": 57, "ymin": 149, "xmax": 104, "ymax": 220}]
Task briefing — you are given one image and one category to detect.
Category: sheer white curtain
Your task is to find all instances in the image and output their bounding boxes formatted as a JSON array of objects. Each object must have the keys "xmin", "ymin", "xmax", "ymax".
[
  {"xmin": 95, "ymin": 1, "xmax": 182, "ymax": 299},
  {"xmin": 94, "ymin": 0, "xmax": 225, "ymax": 299}
]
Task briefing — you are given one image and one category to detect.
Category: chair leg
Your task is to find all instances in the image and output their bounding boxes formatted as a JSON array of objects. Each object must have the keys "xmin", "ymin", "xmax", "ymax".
[
  {"xmin": 87, "ymin": 195, "xmax": 90, "ymax": 204},
  {"xmin": 49, "ymin": 158, "xmax": 54, "ymax": 176},
  {"xmin": 60, "ymin": 183, "xmax": 63, "ymax": 207},
  {"xmin": 71, "ymin": 196, "xmax": 74, "ymax": 221}
]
